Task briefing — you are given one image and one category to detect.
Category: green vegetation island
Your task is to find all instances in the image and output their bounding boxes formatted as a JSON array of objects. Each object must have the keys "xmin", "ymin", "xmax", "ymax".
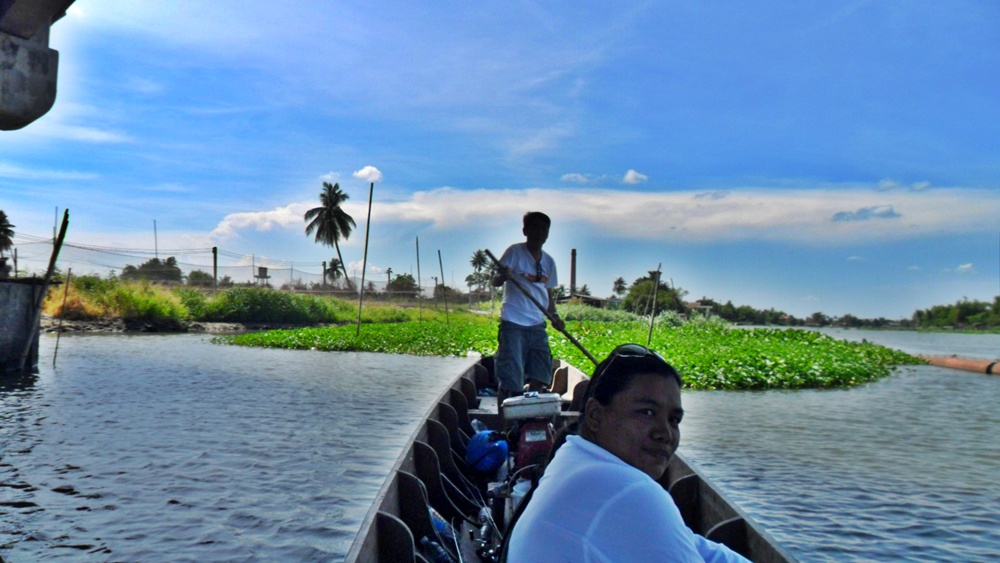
[{"xmin": 40, "ymin": 275, "xmax": 930, "ymax": 391}]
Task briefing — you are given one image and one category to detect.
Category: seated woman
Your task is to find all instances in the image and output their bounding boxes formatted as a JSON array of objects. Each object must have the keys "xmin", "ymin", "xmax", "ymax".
[{"xmin": 506, "ymin": 344, "xmax": 749, "ymax": 562}]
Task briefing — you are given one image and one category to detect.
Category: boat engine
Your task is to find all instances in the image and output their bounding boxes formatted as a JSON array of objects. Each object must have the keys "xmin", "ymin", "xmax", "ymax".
[
  {"xmin": 497, "ymin": 391, "xmax": 561, "ymax": 527},
  {"xmin": 501, "ymin": 391, "xmax": 560, "ymax": 475}
]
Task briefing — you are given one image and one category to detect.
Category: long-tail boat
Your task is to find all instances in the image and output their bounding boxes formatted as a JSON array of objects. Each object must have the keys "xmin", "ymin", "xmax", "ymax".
[{"xmin": 345, "ymin": 357, "xmax": 796, "ymax": 562}]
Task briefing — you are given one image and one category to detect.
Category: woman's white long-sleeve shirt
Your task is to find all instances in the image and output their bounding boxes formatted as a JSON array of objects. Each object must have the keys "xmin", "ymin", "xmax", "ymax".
[{"xmin": 507, "ymin": 435, "xmax": 750, "ymax": 562}]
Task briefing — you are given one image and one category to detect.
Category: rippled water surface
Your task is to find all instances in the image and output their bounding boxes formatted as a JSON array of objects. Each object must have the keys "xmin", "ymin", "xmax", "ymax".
[
  {"xmin": 2, "ymin": 330, "xmax": 999, "ymax": 561},
  {"xmin": 1, "ymin": 334, "xmax": 471, "ymax": 561},
  {"xmin": 681, "ymin": 329, "xmax": 1000, "ymax": 562}
]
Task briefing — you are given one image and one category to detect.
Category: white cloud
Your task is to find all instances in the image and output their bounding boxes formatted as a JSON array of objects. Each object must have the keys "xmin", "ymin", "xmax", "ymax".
[
  {"xmin": 623, "ymin": 169, "xmax": 648, "ymax": 185},
  {"xmin": 39, "ymin": 123, "xmax": 132, "ymax": 143},
  {"xmin": 877, "ymin": 178, "xmax": 932, "ymax": 192},
  {"xmin": 877, "ymin": 178, "xmax": 900, "ymax": 191},
  {"xmin": 319, "ymin": 172, "xmax": 341, "ymax": 183},
  {"xmin": 210, "ymin": 202, "xmax": 311, "ymax": 241},
  {"xmin": 353, "ymin": 166, "xmax": 383, "ymax": 183},
  {"xmin": 561, "ymin": 173, "xmax": 590, "ymax": 184},
  {"xmin": 956, "ymin": 263, "xmax": 975, "ymax": 274},
  {"xmin": 847, "ymin": 256, "xmax": 865, "ymax": 261},
  {"xmin": 197, "ymin": 185, "xmax": 1000, "ymax": 248},
  {"xmin": 0, "ymin": 162, "xmax": 97, "ymax": 181},
  {"xmin": 360, "ymin": 185, "xmax": 1000, "ymax": 245}
]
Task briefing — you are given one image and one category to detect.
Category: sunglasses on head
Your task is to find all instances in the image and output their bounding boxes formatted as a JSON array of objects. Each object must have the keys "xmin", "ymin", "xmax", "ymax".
[{"xmin": 586, "ymin": 343, "xmax": 669, "ymax": 402}]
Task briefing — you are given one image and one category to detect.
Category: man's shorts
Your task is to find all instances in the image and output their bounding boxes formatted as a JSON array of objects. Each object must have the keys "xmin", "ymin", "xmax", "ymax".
[{"xmin": 495, "ymin": 320, "xmax": 552, "ymax": 393}]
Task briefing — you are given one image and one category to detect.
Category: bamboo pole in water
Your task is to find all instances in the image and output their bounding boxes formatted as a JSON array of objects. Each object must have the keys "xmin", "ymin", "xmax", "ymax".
[
  {"xmin": 437, "ymin": 249, "xmax": 449, "ymax": 325},
  {"xmin": 52, "ymin": 268, "xmax": 71, "ymax": 367},
  {"xmin": 646, "ymin": 264, "xmax": 662, "ymax": 347},
  {"xmin": 415, "ymin": 237, "xmax": 423, "ymax": 323},
  {"xmin": 20, "ymin": 209, "xmax": 68, "ymax": 371},
  {"xmin": 356, "ymin": 182, "xmax": 374, "ymax": 337}
]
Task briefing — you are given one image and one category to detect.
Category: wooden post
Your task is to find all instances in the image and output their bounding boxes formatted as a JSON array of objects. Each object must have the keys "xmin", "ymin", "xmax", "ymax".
[
  {"xmin": 20, "ymin": 209, "xmax": 68, "ymax": 371},
  {"xmin": 438, "ymin": 250, "xmax": 449, "ymax": 325},
  {"xmin": 415, "ymin": 237, "xmax": 422, "ymax": 322},
  {"xmin": 647, "ymin": 264, "xmax": 661, "ymax": 347},
  {"xmin": 53, "ymin": 268, "xmax": 71, "ymax": 367},
  {"xmin": 356, "ymin": 182, "xmax": 374, "ymax": 337}
]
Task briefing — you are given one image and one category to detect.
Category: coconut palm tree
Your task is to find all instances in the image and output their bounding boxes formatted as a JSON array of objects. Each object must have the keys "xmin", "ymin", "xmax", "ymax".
[
  {"xmin": 612, "ymin": 276, "xmax": 627, "ymax": 297},
  {"xmin": 0, "ymin": 210, "xmax": 14, "ymax": 257},
  {"xmin": 304, "ymin": 182, "xmax": 355, "ymax": 288},
  {"xmin": 470, "ymin": 249, "xmax": 488, "ymax": 273},
  {"xmin": 326, "ymin": 258, "xmax": 344, "ymax": 286}
]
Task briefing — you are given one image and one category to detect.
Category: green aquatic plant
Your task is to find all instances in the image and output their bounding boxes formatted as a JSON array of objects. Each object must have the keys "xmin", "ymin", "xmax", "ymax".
[{"xmin": 219, "ymin": 318, "xmax": 926, "ymax": 390}]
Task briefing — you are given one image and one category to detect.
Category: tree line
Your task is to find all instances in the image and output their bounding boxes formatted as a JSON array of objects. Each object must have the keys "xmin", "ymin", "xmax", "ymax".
[{"xmin": 4, "ymin": 201, "xmax": 998, "ymax": 329}]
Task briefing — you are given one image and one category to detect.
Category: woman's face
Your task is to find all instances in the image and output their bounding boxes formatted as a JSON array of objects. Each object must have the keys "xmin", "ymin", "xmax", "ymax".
[{"xmin": 584, "ymin": 372, "xmax": 683, "ymax": 479}]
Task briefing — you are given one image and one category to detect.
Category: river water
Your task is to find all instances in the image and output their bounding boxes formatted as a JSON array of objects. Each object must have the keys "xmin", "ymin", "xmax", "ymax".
[{"xmin": 1, "ymin": 330, "xmax": 998, "ymax": 561}]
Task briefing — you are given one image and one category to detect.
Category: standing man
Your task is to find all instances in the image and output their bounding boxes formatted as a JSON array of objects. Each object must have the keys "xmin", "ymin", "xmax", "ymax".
[{"xmin": 492, "ymin": 211, "xmax": 565, "ymax": 408}]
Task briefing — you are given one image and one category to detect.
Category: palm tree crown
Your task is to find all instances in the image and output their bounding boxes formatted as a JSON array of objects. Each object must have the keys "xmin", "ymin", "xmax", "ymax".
[
  {"xmin": 304, "ymin": 182, "xmax": 356, "ymax": 287},
  {"xmin": 470, "ymin": 249, "xmax": 488, "ymax": 272},
  {"xmin": 0, "ymin": 210, "xmax": 14, "ymax": 257}
]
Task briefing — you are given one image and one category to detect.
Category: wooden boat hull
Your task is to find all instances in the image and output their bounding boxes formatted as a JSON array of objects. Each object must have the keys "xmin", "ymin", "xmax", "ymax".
[{"xmin": 345, "ymin": 357, "xmax": 796, "ymax": 562}]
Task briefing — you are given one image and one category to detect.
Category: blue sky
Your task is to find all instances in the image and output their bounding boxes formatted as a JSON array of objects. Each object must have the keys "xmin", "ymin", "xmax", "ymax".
[{"xmin": 2, "ymin": 1, "xmax": 998, "ymax": 319}]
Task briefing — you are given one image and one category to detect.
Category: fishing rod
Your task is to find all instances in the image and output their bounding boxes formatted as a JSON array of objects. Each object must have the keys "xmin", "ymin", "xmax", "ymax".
[{"xmin": 484, "ymin": 249, "xmax": 599, "ymax": 367}]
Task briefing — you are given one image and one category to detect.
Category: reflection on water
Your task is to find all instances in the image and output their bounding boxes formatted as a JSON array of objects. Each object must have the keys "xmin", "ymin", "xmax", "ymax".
[{"xmin": 1, "ymin": 329, "xmax": 998, "ymax": 561}]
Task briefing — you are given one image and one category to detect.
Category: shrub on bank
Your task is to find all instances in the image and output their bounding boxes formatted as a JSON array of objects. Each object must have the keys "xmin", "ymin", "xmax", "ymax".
[
  {"xmin": 46, "ymin": 278, "xmax": 452, "ymax": 326},
  {"xmin": 45, "ymin": 276, "xmax": 189, "ymax": 324}
]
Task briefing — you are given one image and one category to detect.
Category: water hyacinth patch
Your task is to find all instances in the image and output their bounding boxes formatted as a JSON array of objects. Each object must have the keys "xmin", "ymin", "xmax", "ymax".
[{"xmin": 219, "ymin": 318, "xmax": 926, "ymax": 390}]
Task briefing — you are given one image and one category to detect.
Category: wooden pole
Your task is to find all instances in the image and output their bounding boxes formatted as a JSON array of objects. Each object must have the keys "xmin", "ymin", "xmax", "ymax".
[
  {"xmin": 646, "ymin": 264, "xmax": 662, "ymax": 347},
  {"xmin": 484, "ymin": 249, "xmax": 598, "ymax": 366},
  {"xmin": 53, "ymin": 268, "xmax": 71, "ymax": 367},
  {"xmin": 356, "ymin": 182, "xmax": 374, "ymax": 337},
  {"xmin": 438, "ymin": 250, "xmax": 449, "ymax": 326},
  {"xmin": 20, "ymin": 209, "xmax": 69, "ymax": 371},
  {"xmin": 415, "ymin": 237, "xmax": 423, "ymax": 322}
]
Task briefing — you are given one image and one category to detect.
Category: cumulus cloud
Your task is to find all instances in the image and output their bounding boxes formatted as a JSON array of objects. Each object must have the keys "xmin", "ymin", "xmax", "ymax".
[
  {"xmin": 623, "ymin": 169, "xmax": 648, "ymax": 185},
  {"xmin": 561, "ymin": 173, "xmax": 590, "ymax": 184},
  {"xmin": 831, "ymin": 205, "xmax": 901, "ymax": 222},
  {"xmin": 205, "ymin": 185, "xmax": 1000, "ymax": 248},
  {"xmin": 210, "ymin": 202, "xmax": 312, "ymax": 241},
  {"xmin": 353, "ymin": 165, "xmax": 383, "ymax": 183}
]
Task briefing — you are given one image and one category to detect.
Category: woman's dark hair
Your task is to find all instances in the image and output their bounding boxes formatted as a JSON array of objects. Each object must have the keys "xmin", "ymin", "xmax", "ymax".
[
  {"xmin": 549, "ymin": 344, "xmax": 681, "ymax": 457},
  {"xmin": 582, "ymin": 343, "xmax": 682, "ymax": 412}
]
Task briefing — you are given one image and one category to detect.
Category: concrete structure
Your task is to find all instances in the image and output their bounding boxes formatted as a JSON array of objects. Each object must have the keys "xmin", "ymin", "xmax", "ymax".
[
  {"xmin": 1, "ymin": 0, "xmax": 76, "ymax": 130},
  {"xmin": 0, "ymin": 278, "xmax": 45, "ymax": 373}
]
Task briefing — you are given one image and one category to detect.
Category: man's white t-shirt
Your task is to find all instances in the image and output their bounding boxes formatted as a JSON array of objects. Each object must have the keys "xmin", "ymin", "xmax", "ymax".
[{"xmin": 499, "ymin": 243, "xmax": 558, "ymax": 326}]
